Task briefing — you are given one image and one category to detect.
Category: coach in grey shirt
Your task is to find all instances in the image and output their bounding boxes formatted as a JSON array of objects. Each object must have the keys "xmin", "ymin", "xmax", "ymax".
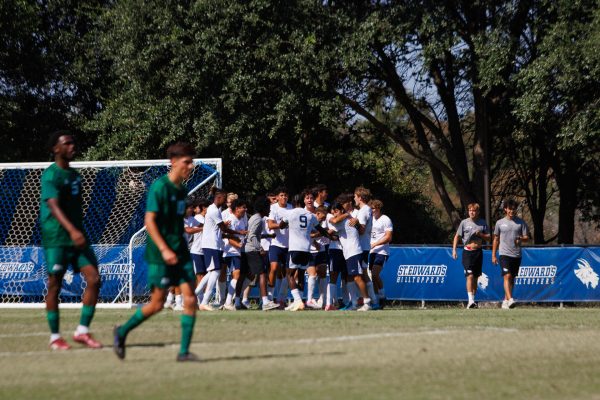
[{"xmin": 492, "ymin": 199, "xmax": 529, "ymax": 309}]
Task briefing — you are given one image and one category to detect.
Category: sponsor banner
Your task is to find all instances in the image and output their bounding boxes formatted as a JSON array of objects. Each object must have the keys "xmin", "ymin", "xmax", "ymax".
[{"xmin": 381, "ymin": 247, "xmax": 600, "ymax": 302}]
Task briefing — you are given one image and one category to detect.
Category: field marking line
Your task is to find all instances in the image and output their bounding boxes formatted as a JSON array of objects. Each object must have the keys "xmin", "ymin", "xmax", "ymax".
[{"xmin": 0, "ymin": 328, "xmax": 517, "ymax": 357}]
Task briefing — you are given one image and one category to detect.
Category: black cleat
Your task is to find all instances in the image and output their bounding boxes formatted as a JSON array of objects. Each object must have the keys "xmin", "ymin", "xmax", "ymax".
[
  {"xmin": 113, "ymin": 325, "xmax": 126, "ymax": 360},
  {"xmin": 176, "ymin": 352, "xmax": 201, "ymax": 362}
]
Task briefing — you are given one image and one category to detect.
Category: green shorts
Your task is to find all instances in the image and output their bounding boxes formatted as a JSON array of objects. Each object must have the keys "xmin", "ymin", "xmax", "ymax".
[
  {"xmin": 43, "ymin": 246, "xmax": 98, "ymax": 275},
  {"xmin": 147, "ymin": 260, "xmax": 195, "ymax": 290}
]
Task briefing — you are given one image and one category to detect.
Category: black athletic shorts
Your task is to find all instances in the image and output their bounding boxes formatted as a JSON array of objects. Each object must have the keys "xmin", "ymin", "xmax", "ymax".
[
  {"xmin": 499, "ymin": 255, "xmax": 521, "ymax": 276},
  {"xmin": 462, "ymin": 249, "xmax": 483, "ymax": 277},
  {"xmin": 243, "ymin": 252, "xmax": 263, "ymax": 275}
]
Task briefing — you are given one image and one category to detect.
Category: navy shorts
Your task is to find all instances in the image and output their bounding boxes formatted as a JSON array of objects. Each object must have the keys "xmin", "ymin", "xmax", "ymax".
[
  {"xmin": 500, "ymin": 255, "xmax": 521, "ymax": 276},
  {"xmin": 223, "ymin": 255, "xmax": 242, "ymax": 271},
  {"xmin": 310, "ymin": 251, "xmax": 329, "ymax": 267},
  {"xmin": 361, "ymin": 250, "xmax": 370, "ymax": 268},
  {"xmin": 369, "ymin": 253, "xmax": 388, "ymax": 268},
  {"xmin": 346, "ymin": 253, "xmax": 363, "ymax": 276},
  {"xmin": 288, "ymin": 251, "xmax": 310, "ymax": 270},
  {"xmin": 462, "ymin": 249, "xmax": 483, "ymax": 277},
  {"xmin": 203, "ymin": 248, "xmax": 222, "ymax": 272},
  {"xmin": 269, "ymin": 246, "xmax": 288, "ymax": 267},
  {"xmin": 191, "ymin": 253, "xmax": 206, "ymax": 275},
  {"xmin": 328, "ymin": 248, "xmax": 345, "ymax": 274}
]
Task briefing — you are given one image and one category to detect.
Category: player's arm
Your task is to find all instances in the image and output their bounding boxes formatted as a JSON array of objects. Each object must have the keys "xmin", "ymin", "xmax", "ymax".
[
  {"xmin": 475, "ymin": 229, "xmax": 491, "ymax": 242},
  {"xmin": 184, "ymin": 225, "xmax": 203, "ymax": 234},
  {"xmin": 329, "ymin": 212, "xmax": 348, "ymax": 224},
  {"xmin": 491, "ymin": 235, "xmax": 500, "ymax": 264},
  {"xmin": 372, "ymin": 230, "xmax": 392, "ymax": 249},
  {"xmin": 227, "ymin": 236, "xmax": 243, "ymax": 249},
  {"xmin": 145, "ymin": 211, "xmax": 177, "ymax": 265},
  {"xmin": 46, "ymin": 198, "xmax": 86, "ymax": 248},
  {"xmin": 452, "ymin": 233, "xmax": 460, "ymax": 260},
  {"xmin": 218, "ymin": 221, "xmax": 247, "ymax": 236},
  {"xmin": 313, "ymin": 224, "xmax": 335, "ymax": 240}
]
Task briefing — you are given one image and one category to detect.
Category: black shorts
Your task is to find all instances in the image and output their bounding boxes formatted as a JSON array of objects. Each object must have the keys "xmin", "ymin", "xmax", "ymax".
[
  {"xmin": 244, "ymin": 251, "xmax": 265, "ymax": 276},
  {"xmin": 500, "ymin": 255, "xmax": 521, "ymax": 276},
  {"xmin": 462, "ymin": 249, "xmax": 483, "ymax": 277}
]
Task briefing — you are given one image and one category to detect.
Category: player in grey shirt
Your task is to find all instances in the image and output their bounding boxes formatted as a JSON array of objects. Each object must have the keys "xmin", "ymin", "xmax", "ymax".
[
  {"xmin": 452, "ymin": 203, "xmax": 490, "ymax": 309},
  {"xmin": 492, "ymin": 199, "xmax": 530, "ymax": 309}
]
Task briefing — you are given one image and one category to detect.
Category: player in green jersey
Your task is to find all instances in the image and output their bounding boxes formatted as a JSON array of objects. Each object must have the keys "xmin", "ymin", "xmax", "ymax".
[
  {"xmin": 113, "ymin": 142, "xmax": 199, "ymax": 362},
  {"xmin": 41, "ymin": 131, "xmax": 102, "ymax": 350}
]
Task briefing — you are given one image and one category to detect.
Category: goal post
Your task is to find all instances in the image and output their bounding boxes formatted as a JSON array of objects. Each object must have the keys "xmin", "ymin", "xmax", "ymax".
[{"xmin": 0, "ymin": 158, "xmax": 221, "ymax": 308}]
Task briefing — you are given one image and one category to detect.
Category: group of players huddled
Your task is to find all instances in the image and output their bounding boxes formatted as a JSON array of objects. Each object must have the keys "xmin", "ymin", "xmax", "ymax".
[{"xmin": 166, "ymin": 183, "xmax": 393, "ymax": 314}]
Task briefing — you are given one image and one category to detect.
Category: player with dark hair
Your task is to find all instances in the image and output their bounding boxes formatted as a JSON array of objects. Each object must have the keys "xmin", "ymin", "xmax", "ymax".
[
  {"xmin": 492, "ymin": 199, "xmax": 529, "ymax": 309},
  {"xmin": 222, "ymin": 198, "xmax": 248, "ymax": 310},
  {"xmin": 353, "ymin": 187, "xmax": 378, "ymax": 309},
  {"xmin": 267, "ymin": 186, "xmax": 293, "ymax": 307},
  {"xmin": 113, "ymin": 142, "xmax": 199, "ymax": 361},
  {"xmin": 369, "ymin": 199, "xmax": 393, "ymax": 308},
  {"xmin": 312, "ymin": 184, "xmax": 330, "ymax": 208},
  {"xmin": 41, "ymin": 131, "xmax": 102, "ymax": 350}
]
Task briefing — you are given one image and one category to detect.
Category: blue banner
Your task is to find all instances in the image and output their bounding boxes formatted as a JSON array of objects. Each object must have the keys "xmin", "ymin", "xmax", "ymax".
[
  {"xmin": 381, "ymin": 246, "xmax": 600, "ymax": 302},
  {"xmin": 1, "ymin": 245, "xmax": 599, "ymax": 303}
]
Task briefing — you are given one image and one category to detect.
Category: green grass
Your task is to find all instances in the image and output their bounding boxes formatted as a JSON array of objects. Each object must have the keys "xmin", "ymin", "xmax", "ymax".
[{"xmin": 1, "ymin": 307, "xmax": 600, "ymax": 400}]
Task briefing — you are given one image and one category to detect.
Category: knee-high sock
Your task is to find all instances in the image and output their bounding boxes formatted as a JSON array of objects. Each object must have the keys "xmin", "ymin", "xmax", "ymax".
[
  {"xmin": 347, "ymin": 282, "xmax": 358, "ymax": 306},
  {"xmin": 327, "ymin": 283, "xmax": 337, "ymax": 306},
  {"xmin": 318, "ymin": 278, "xmax": 327, "ymax": 303},
  {"xmin": 307, "ymin": 275, "xmax": 317, "ymax": 301},
  {"xmin": 195, "ymin": 274, "xmax": 210, "ymax": 303},
  {"xmin": 241, "ymin": 278, "xmax": 251, "ymax": 301},
  {"xmin": 218, "ymin": 280, "xmax": 227, "ymax": 305},
  {"xmin": 179, "ymin": 314, "xmax": 195, "ymax": 355},
  {"xmin": 200, "ymin": 270, "xmax": 220, "ymax": 305},
  {"xmin": 225, "ymin": 278, "xmax": 237, "ymax": 306}
]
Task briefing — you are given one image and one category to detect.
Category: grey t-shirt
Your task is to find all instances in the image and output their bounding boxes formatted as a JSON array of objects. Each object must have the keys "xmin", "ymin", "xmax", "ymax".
[
  {"xmin": 456, "ymin": 218, "xmax": 489, "ymax": 249},
  {"xmin": 244, "ymin": 213, "xmax": 263, "ymax": 253},
  {"xmin": 494, "ymin": 216, "xmax": 529, "ymax": 257}
]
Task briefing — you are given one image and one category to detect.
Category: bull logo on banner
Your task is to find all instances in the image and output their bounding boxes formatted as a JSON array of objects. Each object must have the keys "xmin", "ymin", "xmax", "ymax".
[{"xmin": 574, "ymin": 258, "xmax": 599, "ymax": 289}]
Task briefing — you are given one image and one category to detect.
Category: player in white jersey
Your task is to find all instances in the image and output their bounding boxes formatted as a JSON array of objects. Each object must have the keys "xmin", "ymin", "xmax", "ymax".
[
  {"xmin": 325, "ymin": 209, "xmax": 344, "ymax": 310},
  {"xmin": 368, "ymin": 199, "xmax": 393, "ymax": 309},
  {"xmin": 267, "ymin": 187, "xmax": 293, "ymax": 308},
  {"xmin": 282, "ymin": 196, "xmax": 332, "ymax": 311},
  {"xmin": 303, "ymin": 190, "xmax": 328, "ymax": 309},
  {"xmin": 222, "ymin": 199, "xmax": 248, "ymax": 310},
  {"xmin": 353, "ymin": 186, "xmax": 379, "ymax": 309},
  {"xmin": 329, "ymin": 194, "xmax": 373, "ymax": 311},
  {"xmin": 196, "ymin": 189, "xmax": 246, "ymax": 311},
  {"xmin": 312, "ymin": 184, "xmax": 330, "ymax": 208}
]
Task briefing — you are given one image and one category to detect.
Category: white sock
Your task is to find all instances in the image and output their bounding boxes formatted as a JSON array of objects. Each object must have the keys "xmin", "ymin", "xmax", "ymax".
[
  {"xmin": 347, "ymin": 282, "xmax": 358, "ymax": 306},
  {"xmin": 318, "ymin": 278, "xmax": 327, "ymax": 303},
  {"xmin": 225, "ymin": 278, "xmax": 237, "ymax": 305},
  {"xmin": 175, "ymin": 294, "xmax": 183, "ymax": 307},
  {"xmin": 201, "ymin": 270, "xmax": 220, "ymax": 305},
  {"xmin": 468, "ymin": 292, "xmax": 475, "ymax": 302},
  {"xmin": 75, "ymin": 325, "xmax": 89, "ymax": 335},
  {"xmin": 326, "ymin": 283, "xmax": 335, "ymax": 306},
  {"xmin": 218, "ymin": 281, "xmax": 227, "ymax": 305},
  {"xmin": 50, "ymin": 333, "xmax": 61, "ymax": 342},
  {"xmin": 307, "ymin": 275, "xmax": 317, "ymax": 302},
  {"xmin": 366, "ymin": 282, "xmax": 378, "ymax": 305},
  {"xmin": 278, "ymin": 278, "xmax": 289, "ymax": 302},
  {"xmin": 364, "ymin": 297, "xmax": 371, "ymax": 305},
  {"xmin": 291, "ymin": 288, "xmax": 302, "ymax": 303},
  {"xmin": 165, "ymin": 292, "xmax": 174, "ymax": 304},
  {"xmin": 262, "ymin": 296, "xmax": 270, "ymax": 305}
]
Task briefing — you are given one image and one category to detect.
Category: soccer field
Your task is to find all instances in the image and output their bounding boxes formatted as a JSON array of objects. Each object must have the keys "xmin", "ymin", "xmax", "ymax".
[{"xmin": 1, "ymin": 307, "xmax": 600, "ymax": 400}]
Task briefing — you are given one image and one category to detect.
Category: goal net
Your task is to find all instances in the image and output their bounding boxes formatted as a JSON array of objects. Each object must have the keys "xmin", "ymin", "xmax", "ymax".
[{"xmin": 0, "ymin": 159, "xmax": 221, "ymax": 308}]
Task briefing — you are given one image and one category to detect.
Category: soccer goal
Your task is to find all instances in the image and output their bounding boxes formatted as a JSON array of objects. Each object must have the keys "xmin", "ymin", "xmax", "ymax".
[{"xmin": 0, "ymin": 158, "xmax": 221, "ymax": 308}]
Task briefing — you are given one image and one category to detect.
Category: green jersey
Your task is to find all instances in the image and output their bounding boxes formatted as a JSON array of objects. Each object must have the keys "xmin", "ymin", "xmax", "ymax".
[
  {"xmin": 144, "ymin": 175, "xmax": 190, "ymax": 264},
  {"xmin": 40, "ymin": 163, "xmax": 84, "ymax": 247}
]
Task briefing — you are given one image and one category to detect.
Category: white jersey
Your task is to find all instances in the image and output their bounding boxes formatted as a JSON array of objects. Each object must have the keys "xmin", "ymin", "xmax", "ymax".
[
  {"xmin": 356, "ymin": 205, "xmax": 373, "ymax": 251},
  {"xmin": 370, "ymin": 214, "xmax": 393, "ymax": 255},
  {"xmin": 260, "ymin": 216, "xmax": 272, "ymax": 251},
  {"xmin": 186, "ymin": 214, "xmax": 204, "ymax": 255},
  {"xmin": 283, "ymin": 208, "xmax": 319, "ymax": 252},
  {"xmin": 268, "ymin": 202, "xmax": 293, "ymax": 248},
  {"xmin": 201, "ymin": 203, "xmax": 223, "ymax": 250},
  {"xmin": 332, "ymin": 215, "xmax": 362, "ymax": 259},
  {"xmin": 304, "ymin": 207, "xmax": 328, "ymax": 253},
  {"xmin": 326, "ymin": 213, "xmax": 342, "ymax": 250},
  {"xmin": 223, "ymin": 214, "xmax": 247, "ymax": 257}
]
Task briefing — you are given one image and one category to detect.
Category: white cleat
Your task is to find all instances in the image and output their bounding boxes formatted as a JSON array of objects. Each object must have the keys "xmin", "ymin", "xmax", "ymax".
[
  {"xmin": 164, "ymin": 302, "xmax": 174, "ymax": 309},
  {"xmin": 501, "ymin": 300, "xmax": 510, "ymax": 309},
  {"xmin": 305, "ymin": 300, "xmax": 321, "ymax": 310},
  {"xmin": 285, "ymin": 301, "xmax": 305, "ymax": 311},
  {"xmin": 357, "ymin": 303, "xmax": 372, "ymax": 312},
  {"xmin": 262, "ymin": 300, "xmax": 280, "ymax": 311},
  {"xmin": 466, "ymin": 301, "xmax": 478, "ymax": 309},
  {"xmin": 223, "ymin": 303, "xmax": 237, "ymax": 311},
  {"xmin": 173, "ymin": 304, "xmax": 184, "ymax": 311},
  {"xmin": 507, "ymin": 298, "xmax": 516, "ymax": 309},
  {"xmin": 198, "ymin": 304, "xmax": 215, "ymax": 311}
]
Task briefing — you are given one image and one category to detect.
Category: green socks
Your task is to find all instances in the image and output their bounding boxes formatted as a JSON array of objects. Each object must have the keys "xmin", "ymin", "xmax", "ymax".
[
  {"xmin": 79, "ymin": 304, "xmax": 96, "ymax": 328},
  {"xmin": 118, "ymin": 308, "xmax": 147, "ymax": 338},
  {"xmin": 179, "ymin": 314, "xmax": 196, "ymax": 355},
  {"xmin": 47, "ymin": 310, "xmax": 59, "ymax": 334}
]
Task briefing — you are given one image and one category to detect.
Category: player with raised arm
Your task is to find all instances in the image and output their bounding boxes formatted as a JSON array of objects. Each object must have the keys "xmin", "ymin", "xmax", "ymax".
[
  {"xmin": 369, "ymin": 200, "xmax": 393, "ymax": 309},
  {"xmin": 329, "ymin": 194, "xmax": 373, "ymax": 311},
  {"xmin": 492, "ymin": 199, "xmax": 530, "ymax": 309},
  {"xmin": 41, "ymin": 131, "xmax": 102, "ymax": 350},
  {"xmin": 267, "ymin": 187, "xmax": 293, "ymax": 308},
  {"xmin": 353, "ymin": 187, "xmax": 379, "ymax": 309},
  {"xmin": 197, "ymin": 189, "xmax": 246, "ymax": 310},
  {"xmin": 452, "ymin": 203, "xmax": 490, "ymax": 309},
  {"xmin": 113, "ymin": 142, "xmax": 199, "ymax": 362}
]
